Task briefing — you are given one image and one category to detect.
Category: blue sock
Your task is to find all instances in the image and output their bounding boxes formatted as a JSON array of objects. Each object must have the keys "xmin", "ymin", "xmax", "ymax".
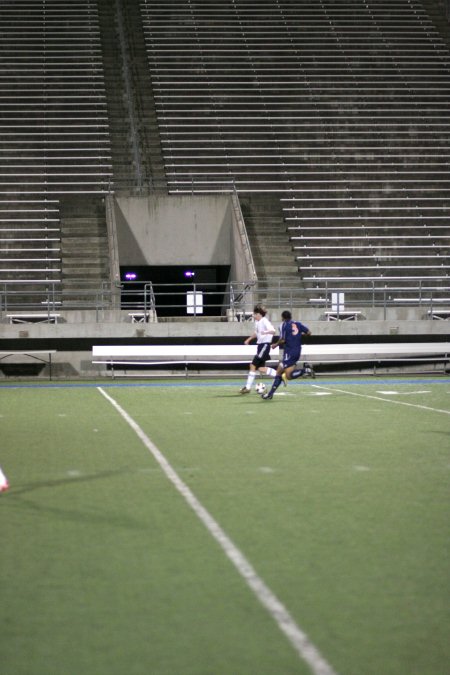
[
  {"xmin": 269, "ymin": 375, "xmax": 283, "ymax": 393},
  {"xmin": 291, "ymin": 368, "xmax": 304, "ymax": 379}
]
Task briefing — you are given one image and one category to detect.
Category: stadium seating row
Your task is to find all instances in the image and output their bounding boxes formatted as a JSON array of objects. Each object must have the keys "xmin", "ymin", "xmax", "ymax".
[
  {"xmin": 140, "ymin": 0, "xmax": 449, "ymax": 296},
  {"xmin": 0, "ymin": 0, "xmax": 113, "ymax": 294},
  {"xmin": 0, "ymin": 0, "xmax": 112, "ymax": 195}
]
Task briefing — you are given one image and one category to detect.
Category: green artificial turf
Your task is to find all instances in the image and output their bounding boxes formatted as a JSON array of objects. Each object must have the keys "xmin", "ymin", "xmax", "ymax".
[{"xmin": 1, "ymin": 378, "xmax": 449, "ymax": 675}]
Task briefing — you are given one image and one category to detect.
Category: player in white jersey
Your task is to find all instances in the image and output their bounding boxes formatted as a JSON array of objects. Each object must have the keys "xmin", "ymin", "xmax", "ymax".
[{"xmin": 239, "ymin": 305, "xmax": 277, "ymax": 394}]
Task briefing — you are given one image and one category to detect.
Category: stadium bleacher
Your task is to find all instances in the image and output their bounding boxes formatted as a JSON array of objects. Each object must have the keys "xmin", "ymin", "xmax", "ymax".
[
  {"xmin": 140, "ymin": 0, "xmax": 450, "ymax": 298},
  {"xmin": 0, "ymin": 0, "xmax": 113, "ymax": 304},
  {"xmin": 0, "ymin": 0, "xmax": 448, "ymax": 311}
]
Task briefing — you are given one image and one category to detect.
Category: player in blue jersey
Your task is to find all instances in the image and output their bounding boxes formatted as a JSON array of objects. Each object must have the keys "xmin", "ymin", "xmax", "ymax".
[{"xmin": 261, "ymin": 310, "xmax": 314, "ymax": 400}]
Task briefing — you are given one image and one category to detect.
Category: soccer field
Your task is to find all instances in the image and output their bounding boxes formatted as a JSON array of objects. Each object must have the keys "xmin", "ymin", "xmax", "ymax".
[{"xmin": 1, "ymin": 377, "xmax": 449, "ymax": 675}]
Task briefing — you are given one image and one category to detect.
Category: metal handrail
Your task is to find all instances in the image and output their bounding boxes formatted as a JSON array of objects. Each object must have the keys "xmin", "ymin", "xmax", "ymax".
[{"xmin": 0, "ymin": 278, "xmax": 448, "ymax": 321}]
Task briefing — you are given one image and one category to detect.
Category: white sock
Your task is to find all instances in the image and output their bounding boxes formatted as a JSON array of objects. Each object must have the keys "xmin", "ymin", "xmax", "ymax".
[
  {"xmin": 0, "ymin": 466, "xmax": 9, "ymax": 491},
  {"xmin": 246, "ymin": 371, "xmax": 257, "ymax": 389},
  {"xmin": 266, "ymin": 367, "xmax": 276, "ymax": 378}
]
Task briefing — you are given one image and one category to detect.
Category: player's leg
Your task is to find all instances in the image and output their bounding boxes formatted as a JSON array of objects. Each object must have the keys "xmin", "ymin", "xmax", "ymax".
[
  {"xmin": 290, "ymin": 364, "xmax": 304, "ymax": 379},
  {"xmin": 263, "ymin": 353, "xmax": 299, "ymax": 399},
  {"xmin": 262, "ymin": 371, "xmax": 283, "ymax": 399},
  {"xmin": 290, "ymin": 362, "xmax": 315, "ymax": 379},
  {"xmin": 260, "ymin": 365, "xmax": 277, "ymax": 378},
  {"xmin": 240, "ymin": 344, "xmax": 271, "ymax": 393},
  {"xmin": 240, "ymin": 362, "xmax": 256, "ymax": 393},
  {"xmin": 262, "ymin": 360, "xmax": 290, "ymax": 399},
  {"xmin": 281, "ymin": 364, "xmax": 295, "ymax": 385}
]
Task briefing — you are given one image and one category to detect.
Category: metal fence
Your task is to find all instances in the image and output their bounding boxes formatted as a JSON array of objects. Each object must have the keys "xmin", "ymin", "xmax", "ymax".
[{"xmin": 1, "ymin": 278, "xmax": 449, "ymax": 322}]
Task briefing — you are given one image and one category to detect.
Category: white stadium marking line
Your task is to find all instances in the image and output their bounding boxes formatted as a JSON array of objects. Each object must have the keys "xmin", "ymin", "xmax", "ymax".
[
  {"xmin": 312, "ymin": 385, "xmax": 450, "ymax": 415},
  {"xmin": 97, "ymin": 387, "xmax": 337, "ymax": 675},
  {"xmin": 376, "ymin": 390, "xmax": 431, "ymax": 396},
  {"xmin": 272, "ymin": 391, "xmax": 297, "ymax": 397}
]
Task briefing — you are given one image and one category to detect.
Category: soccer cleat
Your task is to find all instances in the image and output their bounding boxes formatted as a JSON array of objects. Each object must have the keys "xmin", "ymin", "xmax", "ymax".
[
  {"xmin": 239, "ymin": 386, "xmax": 251, "ymax": 394},
  {"xmin": 262, "ymin": 391, "xmax": 273, "ymax": 400},
  {"xmin": 304, "ymin": 363, "xmax": 316, "ymax": 379},
  {"xmin": 281, "ymin": 372, "xmax": 288, "ymax": 387}
]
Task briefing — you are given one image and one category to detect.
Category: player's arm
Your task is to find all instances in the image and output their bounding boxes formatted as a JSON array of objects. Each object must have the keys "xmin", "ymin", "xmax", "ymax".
[
  {"xmin": 270, "ymin": 320, "xmax": 287, "ymax": 348},
  {"xmin": 244, "ymin": 331, "xmax": 257, "ymax": 345},
  {"xmin": 262, "ymin": 319, "xmax": 276, "ymax": 336},
  {"xmin": 299, "ymin": 322, "xmax": 312, "ymax": 337},
  {"xmin": 270, "ymin": 328, "xmax": 285, "ymax": 349},
  {"xmin": 271, "ymin": 336, "xmax": 284, "ymax": 349}
]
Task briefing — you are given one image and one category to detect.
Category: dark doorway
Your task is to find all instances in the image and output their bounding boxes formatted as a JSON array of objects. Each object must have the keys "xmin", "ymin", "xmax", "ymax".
[{"xmin": 120, "ymin": 265, "xmax": 231, "ymax": 316}]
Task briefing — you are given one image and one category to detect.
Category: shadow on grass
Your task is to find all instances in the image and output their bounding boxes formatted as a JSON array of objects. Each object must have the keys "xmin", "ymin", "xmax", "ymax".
[
  {"xmin": 5, "ymin": 468, "xmax": 128, "ymax": 496},
  {"xmin": 1, "ymin": 468, "xmax": 150, "ymax": 529}
]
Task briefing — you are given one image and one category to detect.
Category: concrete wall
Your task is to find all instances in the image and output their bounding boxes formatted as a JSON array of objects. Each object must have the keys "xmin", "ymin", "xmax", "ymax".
[
  {"xmin": 114, "ymin": 194, "xmax": 233, "ymax": 266},
  {"xmin": 0, "ymin": 311, "xmax": 448, "ymax": 379}
]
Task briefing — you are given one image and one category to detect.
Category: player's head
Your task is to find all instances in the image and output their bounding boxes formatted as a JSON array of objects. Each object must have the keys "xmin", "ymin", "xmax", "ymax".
[
  {"xmin": 281, "ymin": 310, "xmax": 292, "ymax": 321},
  {"xmin": 253, "ymin": 304, "xmax": 267, "ymax": 317}
]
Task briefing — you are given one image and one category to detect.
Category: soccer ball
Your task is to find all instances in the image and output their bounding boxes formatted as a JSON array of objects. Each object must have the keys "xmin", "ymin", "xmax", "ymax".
[{"xmin": 255, "ymin": 382, "xmax": 266, "ymax": 394}]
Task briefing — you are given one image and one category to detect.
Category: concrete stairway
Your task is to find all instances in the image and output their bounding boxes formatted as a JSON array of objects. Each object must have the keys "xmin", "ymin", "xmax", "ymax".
[
  {"xmin": 240, "ymin": 194, "xmax": 298, "ymax": 281},
  {"xmin": 60, "ymin": 196, "xmax": 110, "ymax": 305},
  {"xmin": 97, "ymin": 0, "xmax": 167, "ymax": 193}
]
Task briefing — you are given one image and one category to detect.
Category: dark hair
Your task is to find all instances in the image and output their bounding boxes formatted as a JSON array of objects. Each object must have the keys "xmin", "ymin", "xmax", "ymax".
[
  {"xmin": 253, "ymin": 305, "xmax": 266, "ymax": 316},
  {"xmin": 281, "ymin": 310, "xmax": 292, "ymax": 320}
]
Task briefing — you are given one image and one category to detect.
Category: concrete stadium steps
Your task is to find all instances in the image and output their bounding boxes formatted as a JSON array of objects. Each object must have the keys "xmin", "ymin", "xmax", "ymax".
[
  {"xmin": 2, "ymin": 0, "xmax": 449, "ymax": 310},
  {"xmin": 59, "ymin": 196, "xmax": 110, "ymax": 302},
  {"xmin": 239, "ymin": 194, "xmax": 300, "ymax": 282},
  {"xmin": 97, "ymin": 0, "xmax": 167, "ymax": 191},
  {"xmin": 141, "ymin": 0, "xmax": 450, "ymax": 298}
]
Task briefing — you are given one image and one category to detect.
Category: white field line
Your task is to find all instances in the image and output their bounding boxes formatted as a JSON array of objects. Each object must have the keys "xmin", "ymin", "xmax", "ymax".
[
  {"xmin": 312, "ymin": 385, "xmax": 450, "ymax": 415},
  {"xmin": 97, "ymin": 387, "xmax": 337, "ymax": 675}
]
